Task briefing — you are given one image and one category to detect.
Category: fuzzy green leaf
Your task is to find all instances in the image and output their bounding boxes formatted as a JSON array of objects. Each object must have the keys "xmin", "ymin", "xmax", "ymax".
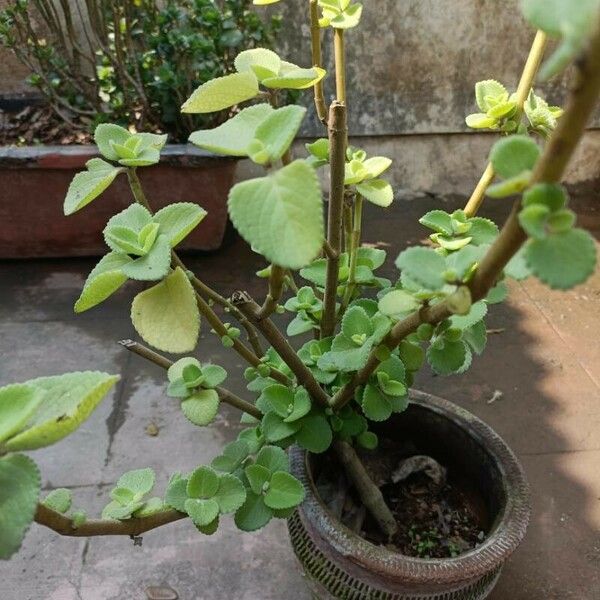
[
  {"xmin": 261, "ymin": 412, "xmax": 301, "ymax": 442},
  {"xmin": 0, "ymin": 384, "xmax": 44, "ymax": 444},
  {"xmin": 234, "ymin": 492, "xmax": 273, "ymax": 531},
  {"xmin": 449, "ymin": 301, "xmax": 488, "ymax": 330},
  {"xmin": 356, "ymin": 179, "xmax": 394, "ymax": 207},
  {"xmin": 42, "ymin": 488, "xmax": 72, "ymax": 514},
  {"xmin": 296, "ymin": 414, "xmax": 332, "ymax": 454},
  {"xmin": 5, "ymin": 372, "xmax": 119, "ymax": 451},
  {"xmin": 228, "ymin": 160, "xmax": 324, "ymax": 269},
  {"xmin": 234, "ymin": 48, "xmax": 281, "ymax": 81},
  {"xmin": 181, "ymin": 390, "xmax": 220, "ymax": 427},
  {"xmin": 64, "ymin": 159, "xmax": 123, "ymax": 216},
  {"xmin": 264, "ymin": 472, "xmax": 305, "ymax": 510},
  {"xmin": 185, "ymin": 498, "xmax": 220, "ymax": 526},
  {"xmin": 215, "ymin": 474, "xmax": 247, "ymax": 513},
  {"xmin": 262, "ymin": 65, "xmax": 326, "ymax": 90},
  {"xmin": 164, "ymin": 475, "xmax": 188, "ymax": 512},
  {"xmin": 189, "ymin": 104, "xmax": 274, "ymax": 156},
  {"xmin": 362, "ymin": 384, "xmax": 392, "ymax": 422},
  {"xmin": 489, "ymin": 135, "xmax": 541, "ymax": 179},
  {"xmin": 187, "ymin": 466, "xmax": 219, "ymax": 499},
  {"xmin": 211, "ymin": 440, "xmax": 250, "ymax": 473},
  {"xmin": 245, "ymin": 464, "xmax": 272, "ymax": 495},
  {"xmin": 0, "ymin": 454, "xmax": 40, "ymax": 559},
  {"xmin": 526, "ymin": 228, "xmax": 597, "ymax": 289},
  {"xmin": 396, "ymin": 247, "xmax": 446, "ymax": 290},
  {"xmin": 118, "ymin": 468, "xmax": 155, "ymax": 497},
  {"xmin": 120, "ymin": 235, "xmax": 172, "ymax": 282},
  {"xmin": 419, "ymin": 210, "xmax": 453, "ymax": 236},
  {"xmin": 181, "ymin": 71, "xmax": 259, "ymax": 113},
  {"xmin": 255, "ymin": 445, "xmax": 289, "ymax": 474},
  {"xmin": 153, "ymin": 203, "xmax": 207, "ymax": 248},
  {"xmin": 378, "ymin": 290, "xmax": 420, "ymax": 317},
  {"xmin": 131, "ymin": 267, "xmax": 200, "ymax": 353},
  {"xmin": 133, "ymin": 497, "xmax": 165, "ymax": 518},
  {"xmin": 95, "ymin": 124, "xmax": 130, "ymax": 160},
  {"xmin": 427, "ymin": 340, "xmax": 471, "ymax": 375}
]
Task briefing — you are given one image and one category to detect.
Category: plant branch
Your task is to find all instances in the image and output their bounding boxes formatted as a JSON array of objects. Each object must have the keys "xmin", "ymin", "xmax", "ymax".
[
  {"xmin": 334, "ymin": 29, "xmax": 346, "ymax": 103},
  {"xmin": 333, "ymin": 441, "xmax": 397, "ymax": 537},
  {"xmin": 341, "ymin": 193, "xmax": 363, "ymax": 311},
  {"xmin": 331, "ymin": 25, "xmax": 600, "ymax": 411},
  {"xmin": 321, "ymin": 102, "xmax": 348, "ymax": 337},
  {"xmin": 464, "ymin": 30, "xmax": 548, "ymax": 217},
  {"xmin": 118, "ymin": 339, "xmax": 262, "ymax": 420},
  {"xmin": 257, "ymin": 266, "xmax": 286, "ymax": 320},
  {"xmin": 310, "ymin": 0, "xmax": 328, "ymax": 124},
  {"xmin": 231, "ymin": 292, "xmax": 331, "ymax": 408},
  {"xmin": 35, "ymin": 503, "xmax": 185, "ymax": 538}
]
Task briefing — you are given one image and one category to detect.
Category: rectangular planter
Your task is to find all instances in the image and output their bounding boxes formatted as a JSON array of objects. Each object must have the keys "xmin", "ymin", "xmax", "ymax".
[{"xmin": 0, "ymin": 144, "xmax": 237, "ymax": 258}]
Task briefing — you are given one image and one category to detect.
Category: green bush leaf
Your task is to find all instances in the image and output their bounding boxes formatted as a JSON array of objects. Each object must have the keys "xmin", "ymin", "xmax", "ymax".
[
  {"xmin": 189, "ymin": 104, "xmax": 274, "ymax": 156},
  {"xmin": 234, "ymin": 492, "xmax": 273, "ymax": 531},
  {"xmin": 153, "ymin": 203, "xmax": 207, "ymax": 248},
  {"xmin": 181, "ymin": 389, "xmax": 220, "ymax": 426},
  {"xmin": 185, "ymin": 498, "xmax": 220, "ymax": 527},
  {"xmin": 296, "ymin": 414, "xmax": 332, "ymax": 453},
  {"xmin": 182, "ymin": 72, "xmax": 259, "ymax": 113},
  {"xmin": 489, "ymin": 135, "xmax": 541, "ymax": 179},
  {"xmin": 463, "ymin": 320, "xmax": 488, "ymax": 355},
  {"xmin": 120, "ymin": 235, "xmax": 172, "ymax": 282},
  {"xmin": 262, "ymin": 65, "xmax": 326, "ymax": 90},
  {"xmin": 396, "ymin": 247, "xmax": 446, "ymax": 290},
  {"xmin": 133, "ymin": 497, "xmax": 165, "ymax": 518},
  {"xmin": 0, "ymin": 454, "xmax": 40, "ymax": 559},
  {"xmin": 234, "ymin": 48, "xmax": 281, "ymax": 81},
  {"xmin": 131, "ymin": 267, "xmax": 200, "ymax": 353},
  {"xmin": 74, "ymin": 252, "xmax": 131, "ymax": 313},
  {"xmin": 245, "ymin": 464, "xmax": 272, "ymax": 495},
  {"xmin": 215, "ymin": 474, "xmax": 247, "ymax": 513},
  {"xmin": 419, "ymin": 210, "xmax": 453, "ymax": 235},
  {"xmin": 42, "ymin": 488, "xmax": 72, "ymax": 514},
  {"xmin": 523, "ymin": 183, "xmax": 568, "ymax": 212},
  {"xmin": 228, "ymin": 160, "xmax": 324, "ymax": 269},
  {"xmin": 427, "ymin": 340, "xmax": 471, "ymax": 375},
  {"xmin": 0, "ymin": 384, "xmax": 44, "ymax": 444},
  {"xmin": 117, "ymin": 468, "xmax": 155, "ymax": 498},
  {"xmin": 468, "ymin": 218, "xmax": 499, "ymax": 245},
  {"xmin": 475, "ymin": 80, "xmax": 508, "ymax": 112},
  {"xmin": 95, "ymin": 124, "xmax": 130, "ymax": 161},
  {"xmin": 211, "ymin": 440, "xmax": 250, "ymax": 473},
  {"xmin": 261, "ymin": 411, "xmax": 301, "ymax": 442},
  {"xmin": 187, "ymin": 466, "xmax": 219, "ymax": 499},
  {"xmin": 356, "ymin": 179, "xmax": 394, "ymax": 207},
  {"xmin": 264, "ymin": 472, "xmax": 305, "ymax": 510},
  {"xmin": 249, "ymin": 105, "xmax": 306, "ymax": 165},
  {"xmin": 378, "ymin": 290, "xmax": 420, "ymax": 317},
  {"xmin": 255, "ymin": 445, "xmax": 289, "ymax": 474},
  {"xmin": 526, "ymin": 228, "xmax": 597, "ymax": 289},
  {"xmin": 63, "ymin": 159, "xmax": 123, "ymax": 216},
  {"xmin": 164, "ymin": 475, "xmax": 188, "ymax": 512},
  {"xmin": 5, "ymin": 372, "xmax": 119, "ymax": 451},
  {"xmin": 356, "ymin": 430, "xmax": 378, "ymax": 450},
  {"xmin": 362, "ymin": 384, "xmax": 392, "ymax": 422},
  {"xmin": 449, "ymin": 301, "xmax": 488, "ymax": 330}
]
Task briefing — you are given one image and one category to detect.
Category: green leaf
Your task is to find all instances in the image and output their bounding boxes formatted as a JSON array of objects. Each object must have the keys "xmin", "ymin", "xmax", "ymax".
[
  {"xmin": 362, "ymin": 157, "xmax": 392, "ymax": 179},
  {"xmin": 468, "ymin": 218, "xmax": 499, "ymax": 245},
  {"xmin": 181, "ymin": 389, "xmax": 220, "ymax": 426},
  {"xmin": 74, "ymin": 252, "xmax": 131, "ymax": 313},
  {"xmin": 120, "ymin": 235, "xmax": 172, "ymax": 282},
  {"xmin": 245, "ymin": 464, "xmax": 272, "ymax": 495},
  {"xmin": 189, "ymin": 104, "xmax": 274, "ymax": 156},
  {"xmin": 42, "ymin": 488, "xmax": 72, "ymax": 514},
  {"xmin": 475, "ymin": 80, "xmax": 508, "ymax": 112},
  {"xmin": 356, "ymin": 179, "xmax": 394, "ymax": 207},
  {"xmin": 356, "ymin": 430, "xmax": 378, "ymax": 450},
  {"xmin": 184, "ymin": 498, "xmax": 220, "ymax": 526},
  {"xmin": 255, "ymin": 445, "xmax": 289, "ymax": 474},
  {"xmin": 234, "ymin": 492, "xmax": 273, "ymax": 531},
  {"xmin": 264, "ymin": 472, "xmax": 305, "ymax": 510},
  {"xmin": 228, "ymin": 160, "xmax": 324, "ymax": 269},
  {"xmin": 181, "ymin": 71, "xmax": 259, "ymax": 113},
  {"xmin": 396, "ymin": 247, "xmax": 446, "ymax": 290},
  {"xmin": 63, "ymin": 159, "xmax": 123, "ymax": 216},
  {"xmin": 341, "ymin": 306, "xmax": 372, "ymax": 339},
  {"xmin": 133, "ymin": 497, "xmax": 165, "ymax": 518},
  {"xmin": 215, "ymin": 474, "xmax": 247, "ymax": 513},
  {"xmin": 427, "ymin": 340, "xmax": 471, "ymax": 375},
  {"xmin": 526, "ymin": 228, "xmax": 597, "ymax": 289},
  {"xmin": 378, "ymin": 290, "xmax": 420, "ymax": 317},
  {"xmin": 0, "ymin": 454, "xmax": 40, "ymax": 559},
  {"xmin": 248, "ymin": 105, "xmax": 306, "ymax": 165},
  {"xmin": 187, "ymin": 466, "xmax": 219, "ymax": 499},
  {"xmin": 261, "ymin": 411, "xmax": 301, "ymax": 442},
  {"xmin": 131, "ymin": 267, "xmax": 200, "ymax": 353},
  {"xmin": 5, "ymin": 372, "xmax": 119, "ymax": 451},
  {"xmin": 118, "ymin": 468, "xmax": 155, "ymax": 497},
  {"xmin": 153, "ymin": 203, "xmax": 207, "ymax": 248},
  {"xmin": 463, "ymin": 320, "xmax": 487, "ymax": 355},
  {"xmin": 102, "ymin": 500, "xmax": 144, "ymax": 520},
  {"xmin": 398, "ymin": 340, "xmax": 425, "ymax": 371},
  {"xmin": 0, "ymin": 383, "xmax": 44, "ymax": 444},
  {"xmin": 262, "ymin": 65, "xmax": 326, "ymax": 90},
  {"xmin": 95, "ymin": 124, "xmax": 130, "ymax": 161},
  {"xmin": 362, "ymin": 384, "xmax": 392, "ymax": 421},
  {"xmin": 449, "ymin": 301, "xmax": 488, "ymax": 329},
  {"xmin": 299, "ymin": 258, "xmax": 328, "ymax": 287},
  {"xmin": 164, "ymin": 475, "xmax": 188, "ymax": 512},
  {"xmin": 234, "ymin": 48, "xmax": 281, "ymax": 81},
  {"xmin": 465, "ymin": 113, "xmax": 498, "ymax": 129},
  {"xmin": 489, "ymin": 135, "xmax": 541, "ymax": 179},
  {"xmin": 259, "ymin": 384, "xmax": 294, "ymax": 418},
  {"xmin": 285, "ymin": 388, "xmax": 312, "ymax": 423},
  {"xmin": 519, "ymin": 204, "xmax": 551, "ymax": 239},
  {"xmin": 419, "ymin": 210, "xmax": 453, "ymax": 236},
  {"xmin": 523, "ymin": 183, "xmax": 568, "ymax": 212},
  {"xmin": 296, "ymin": 414, "xmax": 332, "ymax": 453},
  {"xmin": 201, "ymin": 365, "xmax": 228, "ymax": 389},
  {"xmin": 211, "ymin": 440, "xmax": 250, "ymax": 473},
  {"xmin": 487, "ymin": 171, "xmax": 533, "ymax": 198}
]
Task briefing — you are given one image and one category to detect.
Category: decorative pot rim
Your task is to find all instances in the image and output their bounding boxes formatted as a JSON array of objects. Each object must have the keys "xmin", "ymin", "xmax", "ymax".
[
  {"xmin": 292, "ymin": 389, "xmax": 531, "ymax": 586},
  {"xmin": 0, "ymin": 143, "xmax": 238, "ymax": 170}
]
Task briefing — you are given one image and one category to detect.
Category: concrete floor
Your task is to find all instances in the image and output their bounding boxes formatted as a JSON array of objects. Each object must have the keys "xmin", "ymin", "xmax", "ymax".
[{"xmin": 0, "ymin": 194, "xmax": 599, "ymax": 600}]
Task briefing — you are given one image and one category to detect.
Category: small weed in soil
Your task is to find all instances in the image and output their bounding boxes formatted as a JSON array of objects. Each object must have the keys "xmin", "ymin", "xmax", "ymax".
[{"xmin": 362, "ymin": 472, "xmax": 486, "ymax": 559}]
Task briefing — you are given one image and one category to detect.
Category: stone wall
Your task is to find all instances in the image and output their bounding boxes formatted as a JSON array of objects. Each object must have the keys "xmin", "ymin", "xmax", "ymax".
[{"xmin": 1, "ymin": 0, "xmax": 598, "ymax": 195}]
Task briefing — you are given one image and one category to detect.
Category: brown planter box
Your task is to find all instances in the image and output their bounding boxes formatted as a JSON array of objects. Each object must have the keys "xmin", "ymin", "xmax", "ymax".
[{"xmin": 0, "ymin": 145, "xmax": 236, "ymax": 258}]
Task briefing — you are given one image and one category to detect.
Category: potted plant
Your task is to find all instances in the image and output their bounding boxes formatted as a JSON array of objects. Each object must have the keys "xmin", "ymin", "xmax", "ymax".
[
  {"xmin": 0, "ymin": 0, "xmax": 282, "ymax": 257},
  {"xmin": 1, "ymin": 1, "xmax": 598, "ymax": 599}
]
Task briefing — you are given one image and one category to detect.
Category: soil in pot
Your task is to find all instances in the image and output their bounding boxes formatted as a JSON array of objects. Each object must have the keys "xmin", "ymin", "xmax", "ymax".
[{"xmin": 314, "ymin": 437, "xmax": 490, "ymax": 560}]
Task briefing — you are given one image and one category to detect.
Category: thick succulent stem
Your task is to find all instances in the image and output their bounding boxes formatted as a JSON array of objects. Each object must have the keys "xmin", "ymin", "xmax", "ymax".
[{"xmin": 310, "ymin": 0, "xmax": 328, "ymax": 124}]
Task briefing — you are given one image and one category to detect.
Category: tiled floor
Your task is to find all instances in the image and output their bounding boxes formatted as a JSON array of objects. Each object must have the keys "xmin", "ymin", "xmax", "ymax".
[{"xmin": 0, "ymin": 193, "xmax": 598, "ymax": 599}]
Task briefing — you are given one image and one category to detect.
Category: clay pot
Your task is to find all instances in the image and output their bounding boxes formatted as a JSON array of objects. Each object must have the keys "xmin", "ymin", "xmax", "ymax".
[{"xmin": 288, "ymin": 389, "xmax": 530, "ymax": 600}]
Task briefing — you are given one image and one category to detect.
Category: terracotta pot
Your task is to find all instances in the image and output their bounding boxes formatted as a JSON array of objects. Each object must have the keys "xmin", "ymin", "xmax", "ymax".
[
  {"xmin": 288, "ymin": 390, "xmax": 531, "ymax": 600},
  {"xmin": 0, "ymin": 144, "xmax": 237, "ymax": 258}
]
